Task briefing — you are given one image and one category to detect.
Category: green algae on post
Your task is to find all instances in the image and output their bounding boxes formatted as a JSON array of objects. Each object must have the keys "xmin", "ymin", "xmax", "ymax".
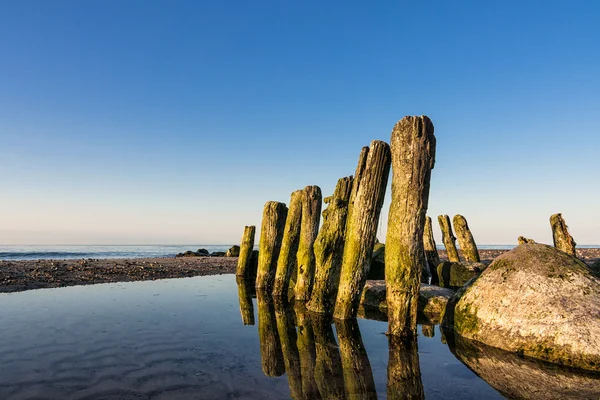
[
  {"xmin": 306, "ymin": 176, "xmax": 353, "ymax": 314},
  {"xmin": 438, "ymin": 215, "xmax": 460, "ymax": 262},
  {"xmin": 453, "ymin": 214, "xmax": 480, "ymax": 262},
  {"xmin": 385, "ymin": 116, "xmax": 436, "ymax": 338},
  {"xmin": 294, "ymin": 186, "xmax": 322, "ymax": 301},
  {"xmin": 550, "ymin": 213, "xmax": 577, "ymax": 257},
  {"xmin": 236, "ymin": 225, "xmax": 256, "ymax": 278},
  {"xmin": 334, "ymin": 141, "xmax": 391, "ymax": 320},
  {"xmin": 273, "ymin": 190, "xmax": 303, "ymax": 298},
  {"xmin": 255, "ymin": 201, "xmax": 288, "ymax": 290}
]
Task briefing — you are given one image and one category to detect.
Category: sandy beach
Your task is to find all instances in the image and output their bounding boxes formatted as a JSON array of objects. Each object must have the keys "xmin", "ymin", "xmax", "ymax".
[{"xmin": 1, "ymin": 248, "xmax": 598, "ymax": 294}]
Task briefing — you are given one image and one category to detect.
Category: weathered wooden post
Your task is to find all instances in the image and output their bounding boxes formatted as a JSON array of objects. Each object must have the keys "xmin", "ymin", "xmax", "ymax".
[
  {"xmin": 306, "ymin": 176, "xmax": 353, "ymax": 314},
  {"xmin": 256, "ymin": 201, "xmax": 288, "ymax": 290},
  {"xmin": 311, "ymin": 313, "xmax": 345, "ymax": 399},
  {"xmin": 273, "ymin": 190, "xmax": 303, "ymax": 298},
  {"xmin": 385, "ymin": 116, "xmax": 436, "ymax": 338},
  {"xmin": 295, "ymin": 303, "xmax": 321, "ymax": 399},
  {"xmin": 518, "ymin": 236, "xmax": 536, "ymax": 245},
  {"xmin": 294, "ymin": 186, "xmax": 322, "ymax": 301},
  {"xmin": 387, "ymin": 336, "xmax": 424, "ymax": 400},
  {"xmin": 550, "ymin": 213, "xmax": 577, "ymax": 257},
  {"xmin": 236, "ymin": 225, "xmax": 256, "ymax": 278},
  {"xmin": 334, "ymin": 141, "xmax": 391, "ymax": 319},
  {"xmin": 453, "ymin": 214, "xmax": 480, "ymax": 262},
  {"xmin": 236, "ymin": 276, "xmax": 255, "ymax": 325},
  {"xmin": 438, "ymin": 215, "xmax": 460, "ymax": 262},
  {"xmin": 257, "ymin": 292, "xmax": 285, "ymax": 377},
  {"xmin": 335, "ymin": 318, "xmax": 377, "ymax": 399},
  {"xmin": 423, "ymin": 216, "xmax": 440, "ymax": 285},
  {"xmin": 274, "ymin": 300, "xmax": 304, "ymax": 399}
]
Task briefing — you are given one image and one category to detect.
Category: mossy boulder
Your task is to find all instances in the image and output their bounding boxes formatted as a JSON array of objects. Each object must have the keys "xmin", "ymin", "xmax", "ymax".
[
  {"xmin": 367, "ymin": 243, "xmax": 386, "ymax": 280},
  {"xmin": 445, "ymin": 243, "xmax": 600, "ymax": 371},
  {"xmin": 591, "ymin": 260, "xmax": 600, "ymax": 277},
  {"xmin": 225, "ymin": 245, "xmax": 240, "ymax": 257},
  {"xmin": 437, "ymin": 261, "xmax": 486, "ymax": 289}
]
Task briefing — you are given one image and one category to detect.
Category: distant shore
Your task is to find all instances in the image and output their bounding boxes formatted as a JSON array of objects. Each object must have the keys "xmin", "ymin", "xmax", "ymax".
[{"xmin": 0, "ymin": 248, "xmax": 598, "ymax": 294}]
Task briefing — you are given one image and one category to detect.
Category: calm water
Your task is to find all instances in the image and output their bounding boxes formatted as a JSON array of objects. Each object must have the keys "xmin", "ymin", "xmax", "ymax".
[{"xmin": 1, "ymin": 275, "xmax": 598, "ymax": 399}]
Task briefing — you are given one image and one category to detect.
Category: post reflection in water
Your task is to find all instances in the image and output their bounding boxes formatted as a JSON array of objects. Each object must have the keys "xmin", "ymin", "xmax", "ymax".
[
  {"xmin": 236, "ymin": 277, "xmax": 255, "ymax": 325},
  {"xmin": 256, "ymin": 291, "xmax": 285, "ymax": 377},
  {"xmin": 295, "ymin": 304, "xmax": 323, "ymax": 399},
  {"xmin": 311, "ymin": 313, "xmax": 346, "ymax": 399},
  {"xmin": 335, "ymin": 318, "xmax": 378, "ymax": 400},
  {"xmin": 387, "ymin": 335, "xmax": 424, "ymax": 400},
  {"xmin": 274, "ymin": 300, "xmax": 305, "ymax": 400},
  {"xmin": 421, "ymin": 324, "xmax": 435, "ymax": 338}
]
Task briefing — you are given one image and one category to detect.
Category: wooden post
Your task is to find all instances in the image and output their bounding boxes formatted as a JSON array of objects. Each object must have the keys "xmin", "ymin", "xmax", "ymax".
[
  {"xmin": 256, "ymin": 201, "xmax": 288, "ymax": 290},
  {"xmin": 453, "ymin": 214, "xmax": 480, "ymax": 262},
  {"xmin": 236, "ymin": 276, "xmax": 255, "ymax": 325},
  {"xmin": 550, "ymin": 213, "xmax": 577, "ymax": 257},
  {"xmin": 236, "ymin": 225, "xmax": 256, "ymax": 278},
  {"xmin": 335, "ymin": 318, "xmax": 377, "ymax": 399},
  {"xmin": 387, "ymin": 336, "xmax": 424, "ymax": 400},
  {"xmin": 294, "ymin": 186, "xmax": 322, "ymax": 301},
  {"xmin": 311, "ymin": 313, "xmax": 346, "ymax": 398},
  {"xmin": 438, "ymin": 215, "xmax": 460, "ymax": 262},
  {"xmin": 334, "ymin": 141, "xmax": 391, "ymax": 319},
  {"xmin": 257, "ymin": 292, "xmax": 285, "ymax": 377},
  {"xmin": 273, "ymin": 190, "xmax": 303, "ymax": 298},
  {"xmin": 295, "ymin": 303, "xmax": 321, "ymax": 399},
  {"xmin": 306, "ymin": 176, "xmax": 353, "ymax": 314},
  {"xmin": 385, "ymin": 116, "xmax": 436, "ymax": 338},
  {"xmin": 423, "ymin": 216, "xmax": 440, "ymax": 285},
  {"xmin": 274, "ymin": 300, "xmax": 304, "ymax": 399},
  {"xmin": 518, "ymin": 236, "xmax": 536, "ymax": 245}
]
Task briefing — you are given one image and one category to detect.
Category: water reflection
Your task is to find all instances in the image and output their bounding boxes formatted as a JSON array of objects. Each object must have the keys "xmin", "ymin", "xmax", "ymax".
[
  {"xmin": 256, "ymin": 291, "xmax": 285, "ymax": 377},
  {"xmin": 387, "ymin": 335, "xmax": 424, "ymax": 400},
  {"xmin": 236, "ymin": 276, "xmax": 255, "ymax": 325}
]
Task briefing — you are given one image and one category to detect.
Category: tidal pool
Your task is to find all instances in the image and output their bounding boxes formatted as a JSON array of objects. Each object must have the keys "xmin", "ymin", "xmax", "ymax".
[{"xmin": 0, "ymin": 274, "xmax": 597, "ymax": 399}]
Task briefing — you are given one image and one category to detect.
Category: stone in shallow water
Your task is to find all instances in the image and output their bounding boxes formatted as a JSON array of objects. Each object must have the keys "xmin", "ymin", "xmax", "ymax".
[
  {"xmin": 359, "ymin": 280, "xmax": 453, "ymax": 324},
  {"xmin": 445, "ymin": 243, "xmax": 600, "ymax": 371}
]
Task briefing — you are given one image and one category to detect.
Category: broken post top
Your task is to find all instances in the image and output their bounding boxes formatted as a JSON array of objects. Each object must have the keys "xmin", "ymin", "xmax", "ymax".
[
  {"xmin": 550, "ymin": 213, "xmax": 577, "ymax": 257},
  {"xmin": 391, "ymin": 115, "xmax": 436, "ymax": 170}
]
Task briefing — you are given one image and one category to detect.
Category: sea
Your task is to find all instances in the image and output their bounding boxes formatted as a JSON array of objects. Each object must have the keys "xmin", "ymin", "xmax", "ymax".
[{"xmin": 1, "ymin": 244, "xmax": 597, "ymax": 261}]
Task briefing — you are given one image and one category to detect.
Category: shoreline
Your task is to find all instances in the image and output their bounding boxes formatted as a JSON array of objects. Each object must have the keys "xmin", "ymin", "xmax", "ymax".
[{"xmin": 1, "ymin": 248, "xmax": 598, "ymax": 294}]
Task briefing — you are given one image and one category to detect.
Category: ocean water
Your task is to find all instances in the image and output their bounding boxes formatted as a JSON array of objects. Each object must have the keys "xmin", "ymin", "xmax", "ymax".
[{"xmin": 0, "ymin": 274, "xmax": 597, "ymax": 399}]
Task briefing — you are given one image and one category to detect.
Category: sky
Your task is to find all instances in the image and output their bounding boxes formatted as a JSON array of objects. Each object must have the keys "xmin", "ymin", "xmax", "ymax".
[{"xmin": 0, "ymin": 0, "xmax": 598, "ymax": 246}]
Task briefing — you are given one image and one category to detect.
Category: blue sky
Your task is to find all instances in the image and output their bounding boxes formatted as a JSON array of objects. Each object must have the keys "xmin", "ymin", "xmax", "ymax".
[{"xmin": 0, "ymin": 0, "xmax": 598, "ymax": 245}]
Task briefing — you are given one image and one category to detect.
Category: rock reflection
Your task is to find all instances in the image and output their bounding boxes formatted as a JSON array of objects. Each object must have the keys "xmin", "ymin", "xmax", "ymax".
[
  {"xmin": 387, "ymin": 335, "xmax": 424, "ymax": 400},
  {"xmin": 445, "ymin": 329, "xmax": 600, "ymax": 400},
  {"xmin": 236, "ymin": 277, "xmax": 255, "ymax": 325},
  {"xmin": 256, "ymin": 291, "xmax": 285, "ymax": 377},
  {"xmin": 335, "ymin": 318, "xmax": 377, "ymax": 400}
]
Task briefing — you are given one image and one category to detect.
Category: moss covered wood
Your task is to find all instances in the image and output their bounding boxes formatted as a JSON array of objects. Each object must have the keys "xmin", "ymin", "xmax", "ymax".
[
  {"xmin": 423, "ymin": 216, "xmax": 440, "ymax": 285},
  {"xmin": 294, "ymin": 186, "xmax": 323, "ymax": 301},
  {"xmin": 311, "ymin": 313, "xmax": 346, "ymax": 399},
  {"xmin": 307, "ymin": 176, "xmax": 353, "ymax": 314},
  {"xmin": 335, "ymin": 318, "xmax": 377, "ymax": 399},
  {"xmin": 438, "ymin": 215, "xmax": 460, "ymax": 262},
  {"xmin": 236, "ymin": 225, "xmax": 256, "ymax": 278},
  {"xmin": 273, "ymin": 190, "xmax": 303, "ymax": 297},
  {"xmin": 550, "ymin": 213, "xmax": 577, "ymax": 257},
  {"xmin": 273, "ymin": 300, "xmax": 304, "ymax": 399},
  {"xmin": 453, "ymin": 214, "xmax": 480, "ymax": 262},
  {"xmin": 387, "ymin": 336, "xmax": 424, "ymax": 399},
  {"xmin": 385, "ymin": 116, "xmax": 436, "ymax": 338},
  {"xmin": 518, "ymin": 236, "xmax": 536, "ymax": 245},
  {"xmin": 295, "ymin": 303, "xmax": 321, "ymax": 398},
  {"xmin": 236, "ymin": 276, "xmax": 255, "ymax": 325},
  {"xmin": 257, "ymin": 292, "xmax": 285, "ymax": 377},
  {"xmin": 334, "ymin": 141, "xmax": 391, "ymax": 320},
  {"xmin": 255, "ymin": 202, "xmax": 288, "ymax": 290}
]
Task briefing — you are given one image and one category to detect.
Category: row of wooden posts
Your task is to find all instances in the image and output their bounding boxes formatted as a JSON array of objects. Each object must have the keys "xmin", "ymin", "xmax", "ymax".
[
  {"xmin": 234, "ymin": 115, "xmax": 580, "ymax": 338},
  {"xmin": 236, "ymin": 115, "xmax": 435, "ymax": 338}
]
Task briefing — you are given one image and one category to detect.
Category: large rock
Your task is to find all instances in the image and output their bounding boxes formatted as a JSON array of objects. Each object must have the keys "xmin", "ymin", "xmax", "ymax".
[
  {"xmin": 445, "ymin": 243, "xmax": 600, "ymax": 371},
  {"xmin": 591, "ymin": 259, "xmax": 600, "ymax": 277},
  {"xmin": 225, "ymin": 245, "xmax": 240, "ymax": 257},
  {"xmin": 360, "ymin": 280, "xmax": 453, "ymax": 324},
  {"xmin": 437, "ymin": 261, "xmax": 486, "ymax": 289},
  {"xmin": 367, "ymin": 243, "xmax": 385, "ymax": 280}
]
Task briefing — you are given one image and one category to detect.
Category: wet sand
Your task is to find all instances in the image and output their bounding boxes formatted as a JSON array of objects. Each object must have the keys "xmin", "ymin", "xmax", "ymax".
[{"xmin": 1, "ymin": 248, "xmax": 598, "ymax": 294}]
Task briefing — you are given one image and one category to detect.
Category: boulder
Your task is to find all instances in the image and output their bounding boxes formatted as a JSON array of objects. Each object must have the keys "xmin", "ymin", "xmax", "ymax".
[
  {"xmin": 225, "ymin": 245, "xmax": 240, "ymax": 257},
  {"xmin": 445, "ymin": 243, "xmax": 600, "ymax": 371},
  {"xmin": 359, "ymin": 280, "xmax": 453, "ymax": 324},
  {"xmin": 176, "ymin": 250, "xmax": 200, "ymax": 258},
  {"xmin": 591, "ymin": 260, "xmax": 600, "ymax": 277},
  {"xmin": 197, "ymin": 248, "xmax": 210, "ymax": 256},
  {"xmin": 367, "ymin": 243, "xmax": 385, "ymax": 280},
  {"xmin": 211, "ymin": 251, "xmax": 226, "ymax": 257},
  {"xmin": 437, "ymin": 261, "xmax": 486, "ymax": 289}
]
